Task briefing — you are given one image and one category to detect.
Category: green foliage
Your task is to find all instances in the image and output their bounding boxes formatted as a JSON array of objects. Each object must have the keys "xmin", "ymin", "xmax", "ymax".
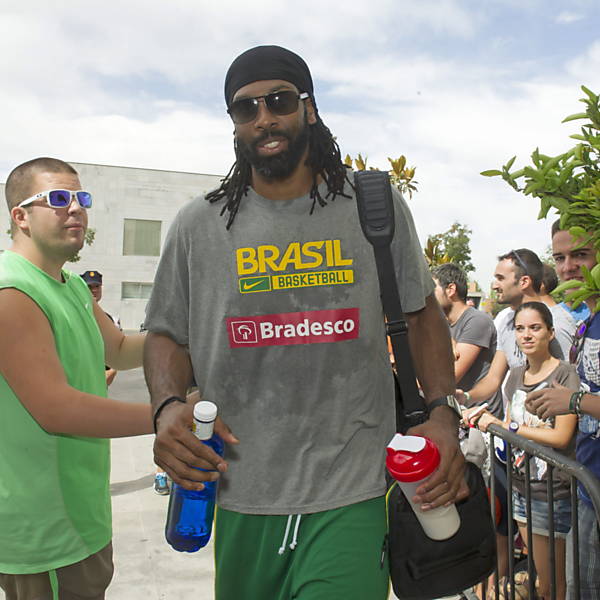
[
  {"xmin": 486, "ymin": 289, "xmax": 504, "ymax": 318},
  {"xmin": 482, "ymin": 85, "xmax": 600, "ymax": 311},
  {"xmin": 427, "ymin": 222, "xmax": 475, "ymax": 273},
  {"xmin": 68, "ymin": 228, "xmax": 96, "ymax": 263},
  {"xmin": 539, "ymin": 244, "xmax": 555, "ymax": 266},
  {"xmin": 424, "ymin": 236, "xmax": 451, "ymax": 268}
]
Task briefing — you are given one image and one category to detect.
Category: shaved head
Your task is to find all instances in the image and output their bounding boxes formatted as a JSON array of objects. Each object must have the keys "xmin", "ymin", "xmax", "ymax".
[
  {"xmin": 5, "ymin": 158, "xmax": 78, "ymax": 234},
  {"xmin": 5, "ymin": 157, "xmax": 78, "ymax": 211}
]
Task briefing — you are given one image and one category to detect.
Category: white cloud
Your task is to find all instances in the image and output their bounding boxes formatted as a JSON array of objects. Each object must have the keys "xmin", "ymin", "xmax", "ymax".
[
  {"xmin": 1, "ymin": 1, "xmax": 598, "ymax": 288},
  {"xmin": 567, "ymin": 40, "xmax": 600, "ymax": 80},
  {"xmin": 555, "ymin": 11, "xmax": 583, "ymax": 24}
]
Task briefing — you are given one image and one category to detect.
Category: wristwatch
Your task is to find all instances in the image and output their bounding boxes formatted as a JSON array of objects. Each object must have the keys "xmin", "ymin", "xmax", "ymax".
[
  {"xmin": 427, "ymin": 394, "xmax": 462, "ymax": 420},
  {"xmin": 509, "ymin": 421, "xmax": 520, "ymax": 433}
]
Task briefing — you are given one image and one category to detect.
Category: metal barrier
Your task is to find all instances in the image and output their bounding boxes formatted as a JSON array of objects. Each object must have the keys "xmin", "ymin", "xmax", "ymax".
[{"xmin": 482, "ymin": 423, "xmax": 600, "ymax": 600}]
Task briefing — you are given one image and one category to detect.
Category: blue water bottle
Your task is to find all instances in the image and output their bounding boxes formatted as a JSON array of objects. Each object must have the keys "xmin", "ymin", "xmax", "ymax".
[{"xmin": 165, "ymin": 400, "xmax": 224, "ymax": 552}]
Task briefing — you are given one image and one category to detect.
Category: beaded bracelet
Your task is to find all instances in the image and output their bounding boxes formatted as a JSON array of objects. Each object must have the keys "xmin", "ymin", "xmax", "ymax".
[
  {"xmin": 569, "ymin": 391, "xmax": 579, "ymax": 414},
  {"xmin": 574, "ymin": 391, "xmax": 585, "ymax": 417},
  {"xmin": 152, "ymin": 396, "xmax": 186, "ymax": 433}
]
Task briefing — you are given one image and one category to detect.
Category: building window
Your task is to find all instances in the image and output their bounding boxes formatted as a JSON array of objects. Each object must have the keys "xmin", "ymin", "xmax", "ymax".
[
  {"xmin": 123, "ymin": 219, "xmax": 161, "ymax": 256},
  {"xmin": 122, "ymin": 282, "xmax": 153, "ymax": 300}
]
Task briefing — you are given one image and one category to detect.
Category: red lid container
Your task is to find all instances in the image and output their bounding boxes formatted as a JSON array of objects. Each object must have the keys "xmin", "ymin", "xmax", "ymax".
[{"xmin": 386, "ymin": 435, "xmax": 440, "ymax": 483}]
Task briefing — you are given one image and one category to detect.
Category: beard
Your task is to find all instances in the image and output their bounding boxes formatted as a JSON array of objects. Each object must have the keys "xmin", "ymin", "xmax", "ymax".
[{"xmin": 236, "ymin": 121, "xmax": 310, "ymax": 181}]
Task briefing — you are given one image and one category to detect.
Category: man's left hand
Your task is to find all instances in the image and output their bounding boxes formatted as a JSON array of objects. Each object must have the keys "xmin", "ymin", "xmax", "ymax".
[{"xmin": 407, "ymin": 409, "xmax": 468, "ymax": 510}]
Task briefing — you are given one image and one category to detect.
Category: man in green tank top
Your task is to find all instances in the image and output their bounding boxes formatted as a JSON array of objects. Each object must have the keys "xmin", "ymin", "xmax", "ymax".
[{"xmin": 0, "ymin": 158, "xmax": 152, "ymax": 600}]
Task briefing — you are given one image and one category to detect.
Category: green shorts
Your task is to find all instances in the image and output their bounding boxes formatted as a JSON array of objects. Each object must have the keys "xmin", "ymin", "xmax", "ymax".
[{"xmin": 214, "ymin": 496, "xmax": 389, "ymax": 600}]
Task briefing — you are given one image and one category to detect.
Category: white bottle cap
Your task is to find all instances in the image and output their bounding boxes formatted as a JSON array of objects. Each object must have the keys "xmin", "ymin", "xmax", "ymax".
[
  {"xmin": 193, "ymin": 401, "xmax": 218, "ymax": 423},
  {"xmin": 193, "ymin": 401, "xmax": 218, "ymax": 440}
]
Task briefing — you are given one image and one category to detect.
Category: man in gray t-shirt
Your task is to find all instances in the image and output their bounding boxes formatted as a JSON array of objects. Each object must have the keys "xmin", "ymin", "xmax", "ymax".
[
  {"xmin": 433, "ymin": 263, "xmax": 503, "ymax": 417},
  {"xmin": 143, "ymin": 46, "xmax": 467, "ymax": 600}
]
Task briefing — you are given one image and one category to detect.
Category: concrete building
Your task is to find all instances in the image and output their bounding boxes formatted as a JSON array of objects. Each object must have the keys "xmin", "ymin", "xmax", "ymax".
[{"xmin": 0, "ymin": 162, "xmax": 222, "ymax": 330}]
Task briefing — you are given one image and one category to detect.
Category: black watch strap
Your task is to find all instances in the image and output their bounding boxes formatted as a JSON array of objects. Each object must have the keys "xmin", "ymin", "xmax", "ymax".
[
  {"xmin": 427, "ymin": 395, "xmax": 462, "ymax": 419},
  {"xmin": 153, "ymin": 396, "xmax": 186, "ymax": 433}
]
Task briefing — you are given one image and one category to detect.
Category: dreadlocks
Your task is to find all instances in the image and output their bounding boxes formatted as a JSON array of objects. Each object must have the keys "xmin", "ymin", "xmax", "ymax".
[{"xmin": 206, "ymin": 114, "xmax": 351, "ymax": 229}]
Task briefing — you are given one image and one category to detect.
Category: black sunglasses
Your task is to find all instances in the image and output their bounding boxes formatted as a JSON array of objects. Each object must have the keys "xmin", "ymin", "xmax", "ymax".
[
  {"xmin": 228, "ymin": 91, "xmax": 309, "ymax": 124},
  {"xmin": 510, "ymin": 249, "xmax": 529, "ymax": 276},
  {"xmin": 569, "ymin": 318, "xmax": 589, "ymax": 364}
]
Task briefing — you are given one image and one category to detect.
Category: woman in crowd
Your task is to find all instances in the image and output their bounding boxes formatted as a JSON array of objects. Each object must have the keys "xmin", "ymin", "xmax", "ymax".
[{"xmin": 467, "ymin": 302, "xmax": 579, "ymax": 600}]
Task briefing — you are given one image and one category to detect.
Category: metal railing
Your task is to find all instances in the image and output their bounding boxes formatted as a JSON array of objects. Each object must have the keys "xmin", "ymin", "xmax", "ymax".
[{"xmin": 483, "ymin": 423, "xmax": 600, "ymax": 600}]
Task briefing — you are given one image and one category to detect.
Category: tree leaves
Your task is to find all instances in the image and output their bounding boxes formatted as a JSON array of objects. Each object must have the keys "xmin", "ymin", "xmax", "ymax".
[
  {"xmin": 482, "ymin": 84, "xmax": 600, "ymax": 311},
  {"xmin": 426, "ymin": 222, "xmax": 475, "ymax": 273}
]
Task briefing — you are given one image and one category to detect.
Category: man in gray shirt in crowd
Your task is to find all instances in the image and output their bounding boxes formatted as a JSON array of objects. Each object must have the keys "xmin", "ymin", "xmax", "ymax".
[{"xmin": 433, "ymin": 263, "xmax": 502, "ymax": 417}]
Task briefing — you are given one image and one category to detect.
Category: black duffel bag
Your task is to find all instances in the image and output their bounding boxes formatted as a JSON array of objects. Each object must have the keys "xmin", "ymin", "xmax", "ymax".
[{"xmin": 387, "ymin": 461, "xmax": 496, "ymax": 600}]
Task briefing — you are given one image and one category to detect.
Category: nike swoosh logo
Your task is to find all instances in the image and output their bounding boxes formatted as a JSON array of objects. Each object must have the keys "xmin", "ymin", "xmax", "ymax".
[{"xmin": 242, "ymin": 280, "xmax": 266, "ymax": 291}]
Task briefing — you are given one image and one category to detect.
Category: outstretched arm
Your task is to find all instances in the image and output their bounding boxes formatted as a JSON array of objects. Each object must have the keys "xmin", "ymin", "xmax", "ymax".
[
  {"xmin": 470, "ymin": 408, "xmax": 577, "ymax": 450},
  {"xmin": 94, "ymin": 301, "xmax": 145, "ymax": 370},
  {"xmin": 0, "ymin": 289, "xmax": 152, "ymax": 437},
  {"xmin": 527, "ymin": 383, "xmax": 600, "ymax": 421},
  {"xmin": 405, "ymin": 293, "xmax": 467, "ymax": 509}
]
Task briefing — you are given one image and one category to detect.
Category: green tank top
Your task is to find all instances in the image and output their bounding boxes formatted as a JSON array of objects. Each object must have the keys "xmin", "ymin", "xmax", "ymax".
[{"xmin": 0, "ymin": 250, "xmax": 111, "ymax": 574}]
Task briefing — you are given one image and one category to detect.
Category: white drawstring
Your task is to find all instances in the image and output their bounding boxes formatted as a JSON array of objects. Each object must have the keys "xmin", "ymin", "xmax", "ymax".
[
  {"xmin": 289, "ymin": 514, "xmax": 302, "ymax": 550},
  {"xmin": 278, "ymin": 514, "xmax": 303, "ymax": 554},
  {"xmin": 278, "ymin": 515, "xmax": 293, "ymax": 555}
]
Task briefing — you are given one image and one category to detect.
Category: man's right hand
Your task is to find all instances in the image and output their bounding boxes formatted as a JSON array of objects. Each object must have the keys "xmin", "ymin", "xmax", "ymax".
[{"xmin": 153, "ymin": 401, "xmax": 239, "ymax": 490}]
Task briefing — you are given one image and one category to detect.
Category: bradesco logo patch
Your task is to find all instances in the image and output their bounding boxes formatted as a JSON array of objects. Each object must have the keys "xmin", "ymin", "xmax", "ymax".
[{"xmin": 227, "ymin": 308, "xmax": 360, "ymax": 348}]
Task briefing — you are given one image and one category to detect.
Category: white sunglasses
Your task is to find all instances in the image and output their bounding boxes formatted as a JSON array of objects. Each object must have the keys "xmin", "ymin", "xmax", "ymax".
[{"xmin": 17, "ymin": 189, "xmax": 93, "ymax": 209}]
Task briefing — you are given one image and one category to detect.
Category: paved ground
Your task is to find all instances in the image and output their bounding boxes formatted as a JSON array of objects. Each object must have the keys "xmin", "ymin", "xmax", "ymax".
[{"xmin": 1, "ymin": 368, "xmax": 413, "ymax": 600}]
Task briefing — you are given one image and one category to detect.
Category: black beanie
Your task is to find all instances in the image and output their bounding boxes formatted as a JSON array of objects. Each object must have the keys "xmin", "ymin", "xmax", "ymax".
[{"xmin": 224, "ymin": 45, "xmax": 316, "ymax": 111}]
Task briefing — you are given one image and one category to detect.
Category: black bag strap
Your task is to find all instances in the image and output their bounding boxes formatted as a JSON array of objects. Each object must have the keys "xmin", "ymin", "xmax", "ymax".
[{"xmin": 354, "ymin": 170, "xmax": 427, "ymax": 427}]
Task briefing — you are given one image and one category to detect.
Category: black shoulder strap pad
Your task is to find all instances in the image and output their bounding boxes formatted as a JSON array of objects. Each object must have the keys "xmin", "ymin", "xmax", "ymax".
[
  {"xmin": 354, "ymin": 170, "xmax": 395, "ymax": 247},
  {"xmin": 354, "ymin": 169, "xmax": 427, "ymax": 428}
]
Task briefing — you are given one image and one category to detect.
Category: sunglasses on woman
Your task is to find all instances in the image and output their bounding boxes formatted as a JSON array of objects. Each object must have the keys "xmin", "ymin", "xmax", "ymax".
[
  {"xmin": 17, "ymin": 189, "xmax": 93, "ymax": 209},
  {"xmin": 228, "ymin": 91, "xmax": 309, "ymax": 124}
]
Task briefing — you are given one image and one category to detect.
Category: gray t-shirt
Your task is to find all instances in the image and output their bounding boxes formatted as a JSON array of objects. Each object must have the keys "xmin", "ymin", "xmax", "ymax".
[
  {"xmin": 145, "ymin": 175, "xmax": 435, "ymax": 514},
  {"xmin": 451, "ymin": 307, "xmax": 502, "ymax": 417}
]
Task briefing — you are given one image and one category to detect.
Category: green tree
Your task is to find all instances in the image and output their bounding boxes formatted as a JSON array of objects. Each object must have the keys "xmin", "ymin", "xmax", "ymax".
[
  {"xmin": 423, "ymin": 236, "xmax": 450, "ymax": 268},
  {"xmin": 540, "ymin": 244, "xmax": 555, "ymax": 266},
  {"xmin": 68, "ymin": 228, "xmax": 96, "ymax": 263},
  {"xmin": 486, "ymin": 289, "xmax": 504, "ymax": 318},
  {"xmin": 427, "ymin": 222, "xmax": 474, "ymax": 273},
  {"xmin": 482, "ymin": 85, "xmax": 600, "ymax": 311}
]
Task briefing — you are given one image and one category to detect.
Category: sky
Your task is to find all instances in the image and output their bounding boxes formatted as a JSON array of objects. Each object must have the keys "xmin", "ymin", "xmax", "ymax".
[{"xmin": 1, "ymin": 0, "xmax": 599, "ymax": 290}]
